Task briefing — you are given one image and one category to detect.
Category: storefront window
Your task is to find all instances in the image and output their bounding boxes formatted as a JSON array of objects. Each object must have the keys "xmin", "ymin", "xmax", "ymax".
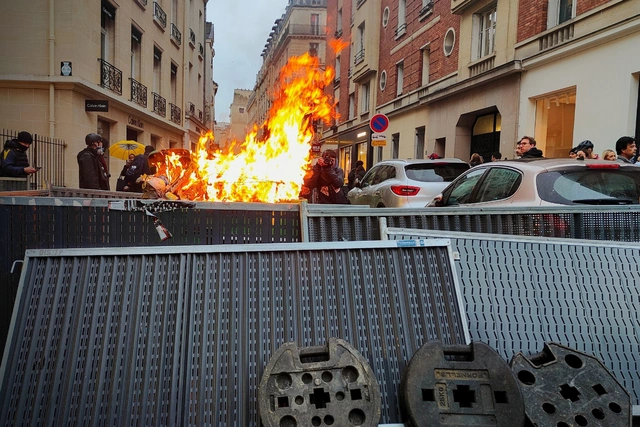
[{"xmin": 534, "ymin": 89, "xmax": 576, "ymax": 158}]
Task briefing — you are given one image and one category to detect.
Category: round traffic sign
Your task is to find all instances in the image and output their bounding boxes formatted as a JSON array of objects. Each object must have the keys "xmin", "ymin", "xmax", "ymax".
[{"xmin": 370, "ymin": 114, "xmax": 389, "ymax": 133}]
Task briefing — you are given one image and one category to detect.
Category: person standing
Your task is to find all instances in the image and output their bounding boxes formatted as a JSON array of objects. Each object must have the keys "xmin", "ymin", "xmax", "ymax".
[
  {"xmin": 347, "ymin": 160, "xmax": 366, "ymax": 190},
  {"xmin": 125, "ymin": 145, "xmax": 155, "ymax": 192},
  {"xmin": 116, "ymin": 153, "xmax": 136, "ymax": 191},
  {"xmin": 77, "ymin": 133, "xmax": 110, "ymax": 190},
  {"xmin": 515, "ymin": 136, "xmax": 544, "ymax": 158},
  {"xmin": 1, "ymin": 131, "xmax": 38, "ymax": 177},
  {"xmin": 615, "ymin": 136, "xmax": 636, "ymax": 163},
  {"xmin": 491, "ymin": 152, "xmax": 502, "ymax": 162},
  {"xmin": 302, "ymin": 149, "xmax": 349, "ymax": 204}
]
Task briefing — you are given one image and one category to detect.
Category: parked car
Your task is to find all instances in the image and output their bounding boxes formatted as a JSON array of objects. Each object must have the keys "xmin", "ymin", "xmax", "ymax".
[
  {"xmin": 428, "ymin": 158, "xmax": 640, "ymax": 207},
  {"xmin": 347, "ymin": 159, "xmax": 470, "ymax": 208}
]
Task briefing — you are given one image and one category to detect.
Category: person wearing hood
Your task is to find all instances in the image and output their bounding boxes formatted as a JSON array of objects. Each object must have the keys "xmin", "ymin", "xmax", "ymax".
[
  {"xmin": 1, "ymin": 131, "xmax": 38, "ymax": 177},
  {"xmin": 516, "ymin": 136, "xmax": 544, "ymax": 158},
  {"xmin": 77, "ymin": 133, "xmax": 110, "ymax": 190}
]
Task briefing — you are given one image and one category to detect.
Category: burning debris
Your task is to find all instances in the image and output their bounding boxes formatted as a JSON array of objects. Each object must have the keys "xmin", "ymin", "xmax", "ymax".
[{"xmin": 139, "ymin": 53, "xmax": 337, "ymax": 202}]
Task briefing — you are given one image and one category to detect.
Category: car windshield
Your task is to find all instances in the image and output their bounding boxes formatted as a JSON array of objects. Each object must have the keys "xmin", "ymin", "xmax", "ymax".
[
  {"xmin": 405, "ymin": 163, "xmax": 469, "ymax": 182},
  {"xmin": 537, "ymin": 168, "xmax": 640, "ymax": 204}
]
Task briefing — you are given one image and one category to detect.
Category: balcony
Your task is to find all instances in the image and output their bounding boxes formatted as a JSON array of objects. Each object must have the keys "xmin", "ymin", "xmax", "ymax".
[
  {"xmin": 198, "ymin": 42, "xmax": 204, "ymax": 58},
  {"xmin": 171, "ymin": 23, "xmax": 181, "ymax": 45},
  {"xmin": 170, "ymin": 103, "xmax": 181, "ymax": 124},
  {"xmin": 134, "ymin": 0, "xmax": 147, "ymax": 8},
  {"xmin": 335, "ymin": 29, "xmax": 342, "ymax": 38},
  {"xmin": 356, "ymin": 0, "xmax": 366, "ymax": 9},
  {"xmin": 130, "ymin": 78, "xmax": 147, "ymax": 107},
  {"xmin": 539, "ymin": 23, "xmax": 574, "ymax": 51},
  {"xmin": 468, "ymin": 54, "xmax": 495, "ymax": 77},
  {"xmin": 334, "ymin": 76, "xmax": 341, "ymax": 87},
  {"xmin": 419, "ymin": 1, "xmax": 434, "ymax": 20},
  {"xmin": 99, "ymin": 59, "xmax": 122, "ymax": 95},
  {"xmin": 197, "ymin": 109, "xmax": 203, "ymax": 121},
  {"xmin": 189, "ymin": 29, "xmax": 196, "ymax": 47},
  {"xmin": 354, "ymin": 49, "xmax": 365, "ymax": 65},
  {"xmin": 188, "ymin": 102, "xmax": 195, "ymax": 116},
  {"xmin": 153, "ymin": 2, "xmax": 166, "ymax": 29},
  {"xmin": 152, "ymin": 92, "xmax": 166, "ymax": 117},
  {"xmin": 395, "ymin": 23, "xmax": 407, "ymax": 38},
  {"xmin": 286, "ymin": 24, "xmax": 326, "ymax": 36}
]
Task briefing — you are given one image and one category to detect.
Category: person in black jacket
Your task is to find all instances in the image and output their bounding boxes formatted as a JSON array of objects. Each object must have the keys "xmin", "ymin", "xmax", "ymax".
[
  {"xmin": 516, "ymin": 136, "xmax": 544, "ymax": 158},
  {"xmin": 347, "ymin": 160, "xmax": 366, "ymax": 190},
  {"xmin": 125, "ymin": 145, "xmax": 155, "ymax": 192},
  {"xmin": 302, "ymin": 149, "xmax": 349, "ymax": 204},
  {"xmin": 77, "ymin": 133, "xmax": 110, "ymax": 190},
  {"xmin": 2, "ymin": 131, "xmax": 38, "ymax": 177}
]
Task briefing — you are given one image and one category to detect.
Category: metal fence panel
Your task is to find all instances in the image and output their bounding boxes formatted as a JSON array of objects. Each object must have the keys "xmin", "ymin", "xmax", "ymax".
[
  {"xmin": 0, "ymin": 240, "xmax": 469, "ymax": 426},
  {"xmin": 383, "ymin": 227, "xmax": 640, "ymax": 406}
]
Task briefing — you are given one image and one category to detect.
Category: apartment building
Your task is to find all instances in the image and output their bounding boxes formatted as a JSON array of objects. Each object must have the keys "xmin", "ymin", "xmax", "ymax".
[
  {"xmin": 0, "ymin": 0, "xmax": 214, "ymax": 188},
  {"xmin": 247, "ymin": 0, "xmax": 328, "ymax": 137},
  {"xmin": 323, "ymin": 0, "xmax": 640, "ymax": 168}
]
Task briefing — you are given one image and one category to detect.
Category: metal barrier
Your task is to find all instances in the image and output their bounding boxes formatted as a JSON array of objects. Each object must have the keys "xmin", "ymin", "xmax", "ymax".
[
  {"xmin": 381, "ymin": 225, "xmax": 640, "ymax": 407},
  {"xmin": 0, "ymin": 240, "xmax": 468, "ymax": 426}
]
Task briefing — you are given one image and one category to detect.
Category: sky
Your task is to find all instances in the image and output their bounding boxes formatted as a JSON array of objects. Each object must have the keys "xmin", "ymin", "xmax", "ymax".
[{"xmin": 208, "ymin": 0, "xmax": 289, "ymax": 123}]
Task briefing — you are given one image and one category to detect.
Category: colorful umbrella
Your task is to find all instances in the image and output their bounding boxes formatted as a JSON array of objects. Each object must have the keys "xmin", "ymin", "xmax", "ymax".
[{"xmin": 108, "ymin": 140, "xmax": 145, "ymax": 161}]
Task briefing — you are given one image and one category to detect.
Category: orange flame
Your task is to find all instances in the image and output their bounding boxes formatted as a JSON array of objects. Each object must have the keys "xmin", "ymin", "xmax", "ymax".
[{"xmin": 150, "ymin": 53, "xmax": 337, "ymax": 202}]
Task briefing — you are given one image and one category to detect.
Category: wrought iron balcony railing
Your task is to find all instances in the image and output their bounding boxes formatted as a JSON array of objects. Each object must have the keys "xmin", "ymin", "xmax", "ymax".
[
  {"xmin": 354, "ymin": 49, "xmax": 365, "ymax": 65},
  {"xmin": 99, "ymin": 58, "xmax": 122, "ymax": 95},
  {"xmin": 198, "ymin": 42, "xmax": 204, "ymax": 58},
  {"xmin": 135, "ymin": 0, "xmax": 147, "ymax": 7},
  {"xmin": 188, "ymin": 102, "xmax": 195, "ymax": 115},
  {"xmin": 189, "ymin": 29, "xmax": 196, "ymax": 46},
  {"xmin": 130, "ymin": 78, "xmax": 147, "ymax": 107},
  {"xmin": 153, "ymin": 2, "xmax": 166, "ymax": 28},
  {"xmin": 170, "ymin": 103, "xmax": 181, "ymax": 124},
  {"xmin": 419, "ymin": 1, "xmax": 434, "ymax": 18},
  {"xmin": 198, "ymin": 109, "xmax": 203, "ymax": 121},
  {"xmin": 356, "ymin": 0, "xmax": 366, "ymax": 8},
  {"xmin": 152, "ymin": 92, "xmax": 166, "ymax": 117},
  {"xmin": 395, "ymin": 23, "xmax": 407, "ymax": 37},
  {"xmin": 171, "ymin": 23, "xmax": 181, "ymax": 45}
]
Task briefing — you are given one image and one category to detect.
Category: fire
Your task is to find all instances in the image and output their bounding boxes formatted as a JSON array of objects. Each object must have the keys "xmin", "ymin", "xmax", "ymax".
[{"xmin": 147, "ymin": 53, "xmax": 337, "ymax": 202}]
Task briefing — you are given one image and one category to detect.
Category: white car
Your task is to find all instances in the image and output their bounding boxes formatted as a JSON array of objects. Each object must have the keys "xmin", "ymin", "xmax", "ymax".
[
  {"xmin": 347, "ymin": 159, "xmax": 470, "ymax": 208},
  {"xmin": 428, "ymin": 158, "xmax": 640, "ymax": 207}
]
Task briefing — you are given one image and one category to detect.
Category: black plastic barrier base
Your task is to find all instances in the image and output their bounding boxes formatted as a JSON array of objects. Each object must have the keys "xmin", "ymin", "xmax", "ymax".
[
  {"xmin": 258, "ymin": 338, "xmax": 381, "ymax": 427},
  {"xmin": 511, "ymin": 342, "xmax": 631, "ymax": 427}
]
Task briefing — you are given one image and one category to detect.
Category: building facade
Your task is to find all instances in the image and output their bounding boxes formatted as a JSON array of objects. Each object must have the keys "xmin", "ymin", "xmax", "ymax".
[
  {"xmin": 322, "ymin": 0, "xmax": 640, "ymax": 171},
  {"xmin": 0, "ymin": 0, "xmax": 215, "ymax": 188},
  {"xmin": 247, "ymin": 0, "xmax": 328, "ymax": 138}
]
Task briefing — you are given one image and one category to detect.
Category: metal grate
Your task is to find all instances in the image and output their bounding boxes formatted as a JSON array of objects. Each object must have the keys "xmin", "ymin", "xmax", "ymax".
[
  {"xmin": 383, "ymin": 227, "xmax": 640, "ymax": 406},
  {"xmin": 0, "ymin": 240, "xmax": 468, "ymax": 425}
]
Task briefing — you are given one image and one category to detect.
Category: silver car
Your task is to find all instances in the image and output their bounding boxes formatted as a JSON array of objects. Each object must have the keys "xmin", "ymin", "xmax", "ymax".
[
  {"xmin": 428, "ymin": 158, "xmax": 640, "ymax": 207},
  {"xmin": 347, "ymin": 159, "xmax": 470, "ymax": 208}
]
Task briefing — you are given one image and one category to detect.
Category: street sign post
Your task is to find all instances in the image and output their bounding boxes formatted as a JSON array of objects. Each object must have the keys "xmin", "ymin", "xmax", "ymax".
[{"xmin": 370, "ymin": 114, "xmax": 389, "ymax": 133}]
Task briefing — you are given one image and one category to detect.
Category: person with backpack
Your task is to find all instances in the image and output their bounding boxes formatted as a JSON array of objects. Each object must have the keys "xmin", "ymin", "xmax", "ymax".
[{"xmin": 2, "ymin": 131, "xmax": 39, "ymax": 177}]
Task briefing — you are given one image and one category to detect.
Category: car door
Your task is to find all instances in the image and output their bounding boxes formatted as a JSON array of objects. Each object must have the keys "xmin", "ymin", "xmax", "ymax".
[
  {"xmin": 441, "ymin": 168, "xmax": 487, "ymax": 206},
  {"xmin": 348, "ymin": 164, "xmax": 383, "ymax": 206}
]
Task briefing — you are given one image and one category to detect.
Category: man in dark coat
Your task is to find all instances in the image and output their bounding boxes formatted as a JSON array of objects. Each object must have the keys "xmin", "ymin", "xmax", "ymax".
[
  {"xmin": 302, "ymin": 149, "xmax": 349, "ymax": 204},
  {"xmin": 347, "ymin": 160, "xmax": 366, "ymax": 190},
  {"xmin": 516, "ymin": 136, "xmax": 544, "ymax": 158},
  {"xmin": 2, "ymin": 131, "xmax": 38, "ymax": 177},
  {"xmin": 77, "ymin": 133, "xmax": 110, "ymax": 190},
  {"xmin": 125, "ymin": 145, "xmax": 155, "ymax": 192}
]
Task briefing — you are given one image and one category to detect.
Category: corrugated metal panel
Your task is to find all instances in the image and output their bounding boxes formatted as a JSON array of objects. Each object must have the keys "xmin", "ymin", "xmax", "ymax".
[
  {"xmin": 383, "ymin": 227, "xmax": 640, "ymax": 406},
  {"xmin": 0, "ymin": 240, "xmax": 469, "ymax": 426}
]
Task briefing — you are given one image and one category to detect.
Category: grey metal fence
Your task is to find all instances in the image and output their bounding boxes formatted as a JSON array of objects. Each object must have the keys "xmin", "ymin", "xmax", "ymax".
[
  {"xmin": 0, "ymin": 241, "xmax": 468, "ymax": 426},
  {"xmin": 382, "ymin": 226, "xmax": 640, "ymax": 407},
  {"xmin": 1, "ymin": 129, "xmax": 66, "ymax": 189}
]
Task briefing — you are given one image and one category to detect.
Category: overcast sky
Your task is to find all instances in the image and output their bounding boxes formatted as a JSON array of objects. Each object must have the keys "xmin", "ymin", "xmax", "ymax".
[{"xmin": 208, "ymin": 0, "xmax": 289, "ymax": 123}]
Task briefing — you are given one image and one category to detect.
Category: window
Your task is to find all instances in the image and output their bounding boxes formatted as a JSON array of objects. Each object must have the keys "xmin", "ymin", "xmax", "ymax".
[
  {"xmin": 380, "ymin": 70, "xmax": 387, "ymax": 91},
  {"xmin": 172, "ymin": 0, "xmax": 178, "ymax": 23},
  {"xmin": 337, "ymin": 8, "xmax": 343, "ymax": 34},
  {"xmin": 443, "ymin": 28, "xmax": 455, "ymax": 56},
  {"xmin": 239, "ymin": 107, "xmax": 245, "ymax": 113},
  {"xmin": 392, "ymin": 133, "xmax": 400, "ymax": 159},
  {"xmin": 360, "ymin": 82, "xmax": 370, "ymax": 113},
  {"xmin": 382, "ymin": 7, "xmax": 390, "ymax": 27},
  {"xmin": 396, "ymin": 62, "xmax": 404, "ymax": 96},
  {"xmin": 355, "ymin": 23, "xmax": 365, "ymax": 64},
  {"xmin": 472, "ymin": 5, "xmax": 496, "ymax": 61},
  {"xmin": 547, "ymin": 0, "xmax": 574, "ymax": 28},
  {"xmin": 131, "ymin": 27, "xmax": 142, "ymax": 81},
  {"xmin": 442, "ymin": 168, "xmax": 486, "ymax": 205},
  {"xmin": 421, "ymin": 47, "xmax": 430, "ymax": 86},
  {"xmin": 534, "ymin": 89, "xmax": 576, "ymax": 158},
  {"xmin": 349, "ymin": 93, "xmax": 355, "ymax": 119},
  {"xmin": 396, "ymin": 0, "xmax": 407, "ymax": 37},
  {"xmin": 415, "ymin": 127, "xmax": 425, "ymax": 159},
  {"xmin": 335, "ymin": 56, "xmax": 341, "ymax": 78},
  {"xmin": 311, "ymin": 13, "xmax": 320, "ymax": 35},
  {"xmin": 475, "ymin": 168, "xmax": 521, "ymax": 203},
  {"xmin": 170, "ymin": 62, "xmax": 177, "ymax": 102},
  {"xmin": 101, "ymin": 2, "xmax": 116, "ymax": 63},
  {"xmin": 153, "ymin": 46, "xmax": 162, "ymax": 93}
]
